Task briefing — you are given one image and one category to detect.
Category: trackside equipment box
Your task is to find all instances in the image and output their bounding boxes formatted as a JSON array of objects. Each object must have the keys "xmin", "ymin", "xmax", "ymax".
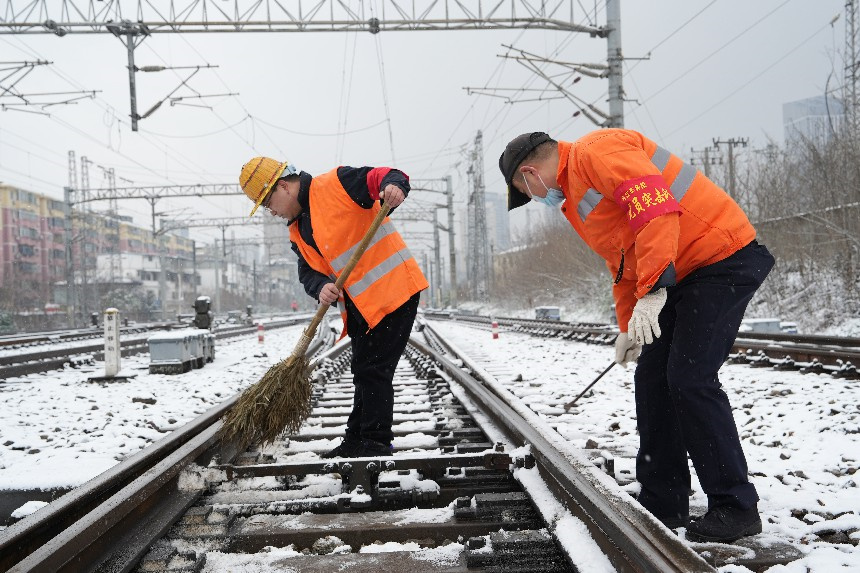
[
  {"xmin": 148, "ymin": 329, "xmax": 213, "ymax": 374},
  {"xmin": 535, "ymin": 306, "xmax": 562, "ymax": 320}
]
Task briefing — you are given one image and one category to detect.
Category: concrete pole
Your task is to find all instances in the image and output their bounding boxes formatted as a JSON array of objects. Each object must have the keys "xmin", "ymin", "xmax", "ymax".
[
  {"xmin": 125, "ymin": 33, "xmax": 139, "ymax": 131},
  {"xmin": 703, "ymin": 147, "xmax": 711, "ymax": 179},
  {"xmin": 727, "ymin": 143, "xmax": 736, "ymax": 200},
  {"xmin": 422, "ymin": 252, "xmax": 430, "ymax": 307},
  {"xmin": 605, "ymin": 0, "xmax": 624, "ymax": 128},
  {"xmin": 192, "ymin": 240, "xmax": 197, "ymax": 299},
  {"xmin": 433, "ymin": 209, "xmax": 442, "ymax": 306},
  {"xmin": 149, "ymin": 198, "xmax": 167, "ymax": 320},
  {"xmin": 63, "ymin": 187, "xmax": 77, "ymax": 327},
  {"xmin": 446, "ymin": 176, "xmax": 457, "ymax": 307},
  {"xmin": 214, "ymin": 241, "xmax": 221, "ymax": 314}
]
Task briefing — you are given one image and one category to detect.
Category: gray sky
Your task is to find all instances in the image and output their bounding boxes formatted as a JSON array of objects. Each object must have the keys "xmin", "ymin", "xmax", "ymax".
[{"xmin": 0, "ymin": 0, "xmax": 846, "ymax": 246}]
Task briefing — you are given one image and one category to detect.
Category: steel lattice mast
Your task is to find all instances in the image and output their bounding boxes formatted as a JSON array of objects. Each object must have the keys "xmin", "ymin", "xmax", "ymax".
[
  {"xmin": 846, "ymin": 0, "xmax": 859, "ymax": 135},
  {"xmin": 467, "ymin": 130, "xmax": 490, "ymax": 300}
]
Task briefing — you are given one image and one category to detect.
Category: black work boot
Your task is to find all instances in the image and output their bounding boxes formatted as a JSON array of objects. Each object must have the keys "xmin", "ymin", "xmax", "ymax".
[
  {"xmin": 686, "ymin": 505, "xmax": 762, "ymax": 543},
  {"xmin": 321, "ymin": 435, "xmax": 362, "ymax": 459},
  {"xmin": 359, "ymin": 439, "xmax": 393, "ymax": 457},
  {"xmin": 657, "ymin": 515, "xmax": 689, "ymax": 530}
]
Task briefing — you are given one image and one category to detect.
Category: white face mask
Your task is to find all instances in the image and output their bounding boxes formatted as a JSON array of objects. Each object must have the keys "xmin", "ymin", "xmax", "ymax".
[{"xmin": 522, "ymin": 172, "xmax": 564, "ymax": 208}]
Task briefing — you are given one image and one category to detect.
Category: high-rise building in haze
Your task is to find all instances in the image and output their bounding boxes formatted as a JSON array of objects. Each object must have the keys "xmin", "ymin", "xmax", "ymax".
[{"xmin": 783, "ymin": 95, "xmax": 844, "ymax": 143}]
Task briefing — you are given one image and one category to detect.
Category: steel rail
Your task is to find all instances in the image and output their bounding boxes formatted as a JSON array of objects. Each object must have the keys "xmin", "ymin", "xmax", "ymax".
[
  {"xmin": 414, "ymin": 324, "xmax": 715, "ymax": 573},
  {"xmin": 730, "ymin": 340, "xmax": 860, "ymax": 369},
  {"xmin": 426, "ymin": 312, "xmax": 860, "ymax": 368},
  {"xmin": 9, "ymin": 425, "xmax": 226, "ymax": 573},
  {"xmin": 0, "ymin": 330, "xmax": 342, "ymax": 572},
  {"xmin": 0, "ymin": 336, "xmax": 150, "ymax": 367},
  {"xmin": 0, "ymin": 324, "xmax": 167, "ymax": 349},
  {"xmin": 0, "ymin": 317, "xmax": 314, "ymax": 380},
  {"xmin": 426, "ymin": 311, "xmax": 860, "ymax": 347}
]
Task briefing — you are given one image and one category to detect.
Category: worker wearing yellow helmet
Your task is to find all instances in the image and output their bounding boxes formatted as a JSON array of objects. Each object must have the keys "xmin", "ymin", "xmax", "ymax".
[{"xmin": 239, "ymin": 156, "xmax": 428, "ymax": 459}]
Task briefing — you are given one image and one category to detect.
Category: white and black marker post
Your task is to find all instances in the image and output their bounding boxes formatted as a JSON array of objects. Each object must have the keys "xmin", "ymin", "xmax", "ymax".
[
  {"xmin": 103, "ymin": 308, "xmax": 121, "ymax": 377},
  {"xmin": 88, "ymin": 308, "xmax": 136, "ymax": 382}
]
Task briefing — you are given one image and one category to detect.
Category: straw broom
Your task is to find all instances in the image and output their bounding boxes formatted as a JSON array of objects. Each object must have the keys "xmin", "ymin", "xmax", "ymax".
[{"xmin": 220, "ymin": 202, "xmax": 392, "ymax": 448}]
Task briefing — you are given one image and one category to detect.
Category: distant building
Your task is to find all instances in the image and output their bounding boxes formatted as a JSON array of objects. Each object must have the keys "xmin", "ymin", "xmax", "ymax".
[
  {"xmin": 1, "ymin": 183, "xmax": 194, "ymax": 319},
  {"xmin": 783, "ymin": 95, "xmax": 844, "ymax": 143},
  {"xmin": 484, "ymin": 192, "xmax": 511, "ymax": 253},
  {"xmin": 261, "ymin": 211, "xmax": 303, "ymax": 309},
  {"xmin": 0, "ymin": 184, "xmax": 67, "ymax": 311}
]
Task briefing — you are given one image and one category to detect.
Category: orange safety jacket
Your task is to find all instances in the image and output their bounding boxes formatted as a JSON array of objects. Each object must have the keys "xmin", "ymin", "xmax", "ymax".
[
  {"xmin": 289, "ymin": 168, "xmax": 428, "ymax": 337},
  {"xmin": 556, "ymin": 129, "xmax": 757, "ymax": 331}
]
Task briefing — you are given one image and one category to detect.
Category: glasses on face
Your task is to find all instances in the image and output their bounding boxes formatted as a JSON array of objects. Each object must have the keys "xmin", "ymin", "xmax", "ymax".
[{"xmin": 262, "ymin": 182, "xmax": 279, "ymax": 209}]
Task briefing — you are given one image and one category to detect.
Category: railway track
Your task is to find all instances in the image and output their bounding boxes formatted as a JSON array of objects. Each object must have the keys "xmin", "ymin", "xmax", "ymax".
[
  {"xmin": 426, "ymin": 311, "xmax": 860, "ymax": 379},
  {"xmin": 0, "ymin": 317, "xmax": 312, "ymax": 380},
  {"xmin": 0, "ymin": 324, "xmax": 169, "ymax": 350},
  {"xmin": 2, "ymin": 320, "xmax": 813, "ymax": 573}
]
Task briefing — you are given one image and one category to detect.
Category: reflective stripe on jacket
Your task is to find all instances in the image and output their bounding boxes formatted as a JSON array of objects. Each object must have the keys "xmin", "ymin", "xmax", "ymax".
[
  {"xmin": 557, "ymin": 129, "xmax": 757, "ymax": 331},
  {"xmin": 289, "ymin": 168, "xmax": 428, "ymax": 335}
]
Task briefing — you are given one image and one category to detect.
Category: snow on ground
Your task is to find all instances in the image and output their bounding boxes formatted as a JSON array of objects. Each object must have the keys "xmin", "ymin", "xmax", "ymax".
[
  {"xmin": 3, "ymin": 313, "xmax": 857, "ymax": 571},
  {"xmin": 427, "ymin": 319, "xmax": 860, "ymax": 572},
  {"xmin": 0, "ymin": 323, "xmax": 305, "ymax": 491}
]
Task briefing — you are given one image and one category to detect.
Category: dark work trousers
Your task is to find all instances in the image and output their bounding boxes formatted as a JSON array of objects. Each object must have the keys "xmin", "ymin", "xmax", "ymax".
[
  {"xmin": 634, "ymin": 240, "xmax": 775, "ymax": 521},
  {"xmin": 343, "ymin": 292, "xmax": 420, "ymax": 445}
]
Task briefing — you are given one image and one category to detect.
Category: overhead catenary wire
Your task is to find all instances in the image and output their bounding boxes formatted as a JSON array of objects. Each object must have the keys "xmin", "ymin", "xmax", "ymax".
[
  {"xmin": 336, "ymin": 30, "xmax": 359, "ymax": 164},
  {"xmin": 621, "ymin": 1, "xmax": 718, "ymax": 140},
  {"xmin": 0, "ymin": 35, "xmax": 221, "ymax": 189},
  {"xmin": 637, "ymin": 0, "xmax": 794, "ymax": 107},
  {"xmin": 139, "ymin": 116, "xmax": 250, "ymax": 139},
  {"xmin": 0, "ymin": 33, "xmax": 264, "ymax": 230},
  {"xmin": 478, "ymin": 14, "xmax": 608, "ymax": 150},
  {"xmin": 371, "ymin": 2, "xmax": 397, "ymax": 165},
  {"xmin": 623, "ymin": 61, "xmax": 665, "ymax": 142},
  {"xmin": 168, "ymin": 32, "xmax": 288, "ymax": 160},
  {"xmin": 623, "ymin": 1, "xmax": 718, "ymax": 77},
  {"xmin": 255, "ymin": 116, "xmax": 390, "ymax": 137},
  {"xmin": 138, "ymin": 40, "xmax": 261, "ymax": 158},
  {"xmin": 665, "ymin": 17, "xmax": 836, "ymax": 138}
]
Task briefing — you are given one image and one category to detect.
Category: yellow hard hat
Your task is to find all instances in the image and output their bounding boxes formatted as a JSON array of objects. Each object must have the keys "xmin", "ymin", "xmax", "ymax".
[{"xmin": 239, "ymin": 156, "xmax": 289, "ymax": 217}]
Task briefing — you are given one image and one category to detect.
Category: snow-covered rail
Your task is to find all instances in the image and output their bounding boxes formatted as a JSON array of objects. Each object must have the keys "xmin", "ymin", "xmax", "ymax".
[
  {"xmin": 425, "ymin": 311, "xmax": 860, "ymax": 379},
  {"xmin": 4, "ymin": 319, "xmax": 831, "ymax": 572},
  {"xmin": 0, "ymin": 317, "xmax": 314, "ymax": 380}
]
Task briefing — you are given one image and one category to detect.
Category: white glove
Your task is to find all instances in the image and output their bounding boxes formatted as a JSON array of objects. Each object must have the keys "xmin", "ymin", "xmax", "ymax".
[
  {"xmin": 627, "ymin": 288, "xmax": 667, "ymax": 346},
  {"xmin": 614, "ymin": 332, "xmax": 641, "ymax": 366}
]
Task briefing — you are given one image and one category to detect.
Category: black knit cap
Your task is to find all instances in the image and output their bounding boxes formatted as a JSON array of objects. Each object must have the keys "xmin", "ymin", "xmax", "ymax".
[{"xmin": 499, "ymin": 132, "xmax": 551, "ymax": 211}]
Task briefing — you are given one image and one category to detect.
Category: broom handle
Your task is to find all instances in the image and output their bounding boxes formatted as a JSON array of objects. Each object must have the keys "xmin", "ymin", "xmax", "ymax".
[{"xmin": 291, "ymin": 202, "xmax": 393, "ymax": 357}]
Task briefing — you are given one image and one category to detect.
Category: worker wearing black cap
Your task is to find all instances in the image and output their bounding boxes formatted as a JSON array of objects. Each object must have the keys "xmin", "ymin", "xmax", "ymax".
[{"xmin": 499, "ymin": 129, "xmax": 774, "ymax": 543}]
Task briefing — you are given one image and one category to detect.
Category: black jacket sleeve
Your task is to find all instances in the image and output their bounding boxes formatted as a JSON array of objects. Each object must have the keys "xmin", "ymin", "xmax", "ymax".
[
  {"xmin": 290, "ymin": 240, "xmax": 333, "ymax": 301},
  {"xmin": 336, "ymin": 166, "xmax": 410, "ymax": 209}
]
